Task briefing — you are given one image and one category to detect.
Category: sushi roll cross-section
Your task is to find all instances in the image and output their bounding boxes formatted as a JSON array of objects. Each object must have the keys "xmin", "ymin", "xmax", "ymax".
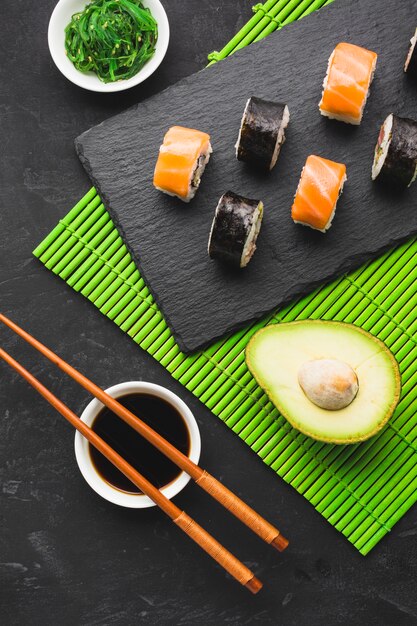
[
  {"xmin": 405, "ymin": 28, "xmax": 417, "ymax": 76},
  {"xmin": 291, "ymin": 155, "xmax": 347, "ymax": 232},
  {"xmin": 235, "ymin": 97, "xmax": 290, "ymax": 170},
  {"xmin": 208, "ymin": 191, "xmax": 263, "ymax": 268},
  {"xmin": 372, "ymin": 114, "xmax": 417, "ymax": 188},
  {"xmin": 153, "ymin": 126, "xmax": 212, "ymax": 202},
  {"xmin": 319, "ymin": 42, "xmax": 378, "ymax": 125}
]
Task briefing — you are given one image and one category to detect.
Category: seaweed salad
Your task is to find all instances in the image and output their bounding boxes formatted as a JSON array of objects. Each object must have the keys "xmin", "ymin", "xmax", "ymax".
[{"xmin": 65, "ymin": 0, "xmax": 158, "ymax": 83}]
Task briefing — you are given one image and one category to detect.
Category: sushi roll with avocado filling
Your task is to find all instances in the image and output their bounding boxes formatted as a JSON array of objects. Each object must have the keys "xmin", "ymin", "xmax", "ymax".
[
  {"xmin": 208, "ymin": 191, "xmax": 263, "ymax": 268},
  {"xmin": 405, "ymin": 28, "xmax": 417, "ymax": 76},
  {"xmin": 372, "ymin": 114, "xmax": 417, "ymax": 188},
  {"xmin": 235, "ymin": 97, "xmax": 290, "ymax": 170}
]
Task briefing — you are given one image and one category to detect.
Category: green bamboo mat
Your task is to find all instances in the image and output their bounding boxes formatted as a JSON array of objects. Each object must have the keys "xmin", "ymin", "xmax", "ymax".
[{"xmin": 33, "ymin": 0, "xmax": 417, "ymax": 555}]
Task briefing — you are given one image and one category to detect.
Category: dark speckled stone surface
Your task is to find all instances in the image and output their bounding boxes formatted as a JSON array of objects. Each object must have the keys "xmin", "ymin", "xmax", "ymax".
[
  {"xmin": 76, "ymin": 0, "xmax": 417, "ymax": 353},
  {"xmin": 1, "ymin": 1, "xmax": 417, "ymax": 624}
]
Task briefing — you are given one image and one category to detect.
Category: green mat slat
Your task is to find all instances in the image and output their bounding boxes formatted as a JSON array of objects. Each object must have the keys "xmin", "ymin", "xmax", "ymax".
[
  {"xmin": 207, "ymin": 0, "xmax": 330, "ymax": 64},
  {"xmin": 33, "ymin": 0, "xmax": 417, "ymax": 555}
]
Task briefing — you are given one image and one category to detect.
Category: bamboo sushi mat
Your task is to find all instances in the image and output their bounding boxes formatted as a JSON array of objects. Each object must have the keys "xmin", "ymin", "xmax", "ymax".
[{"xmin": 33, "ymin": 0, "xmax": 417, "ymax": 555}]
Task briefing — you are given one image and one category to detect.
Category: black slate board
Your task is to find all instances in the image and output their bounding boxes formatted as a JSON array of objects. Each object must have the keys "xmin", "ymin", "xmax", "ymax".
[{"xmin": 76, "ymin": 0, "xmax": 417, "ymax": 353}]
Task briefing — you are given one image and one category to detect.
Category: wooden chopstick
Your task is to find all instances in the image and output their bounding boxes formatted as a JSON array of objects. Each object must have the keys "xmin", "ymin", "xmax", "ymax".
[
  {"xmin": 0, "ymin": 314, "xmax": 288, "ymax": 552},
  {"xmin": 0, "ymin": 346, "xmax": 262, "ymax": 594}
]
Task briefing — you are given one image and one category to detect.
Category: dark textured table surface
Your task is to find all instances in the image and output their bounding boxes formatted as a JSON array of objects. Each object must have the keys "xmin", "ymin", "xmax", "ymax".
[{"xmin": 1, "ymin": 1, "xmax": 417, "ymax": 624}]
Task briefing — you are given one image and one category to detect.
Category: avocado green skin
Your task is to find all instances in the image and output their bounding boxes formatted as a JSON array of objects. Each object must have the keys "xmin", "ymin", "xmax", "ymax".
[{"xmin": 245, "ymin": 320, "xmax": 401, "ymax": 444}]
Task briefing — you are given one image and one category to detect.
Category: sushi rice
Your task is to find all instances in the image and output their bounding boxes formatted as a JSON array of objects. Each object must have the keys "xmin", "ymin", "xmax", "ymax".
[
  {"xmin": 187, "ymin": 144, "xmax": 212, "ymax": 201},
  {"xmin": 235, "ymin": 98, "xmax": 250, "ymax": 157},
  {"xmin": 372, "ymin": 114, "xmax": 393, "ymax": 181},
  {"xmin": 240, "ymin": 203, "xmax": 263, "ymax": 267},
  {"xmin": 405, "ymin": 28, "xmax": 417, "ymax": 73},
  {"xmin": 269, "ymin": 105, "xmax": 290, "ymax": 170}
]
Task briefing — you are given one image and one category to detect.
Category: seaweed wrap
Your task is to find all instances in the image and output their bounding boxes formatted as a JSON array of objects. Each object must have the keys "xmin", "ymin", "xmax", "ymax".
[
  {"xmin": 405, "ymin": 28, "xmax": 417, "ymax": 77},
  {"xmin": 208, "ymin": 191, "xmax": 263, "ymax": 268},
  {"xmin": 235, "ymin": 97, "xmax": 290, "ymax": 170},
  {"xmin": 372, "ymin": 114, "xmax": 417, "ymax": 188}
]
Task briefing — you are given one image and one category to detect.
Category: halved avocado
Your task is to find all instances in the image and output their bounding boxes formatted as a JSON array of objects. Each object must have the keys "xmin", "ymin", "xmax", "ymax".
[{"xmin": 246, "ymin": 321, "xmax": 401, "ymax": 444}]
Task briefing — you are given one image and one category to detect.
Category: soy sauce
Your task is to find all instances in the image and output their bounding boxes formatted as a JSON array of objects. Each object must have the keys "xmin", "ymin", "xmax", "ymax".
[{"xmin": 89, "ymin": 393, "xmax": 190, "ymax": 494}]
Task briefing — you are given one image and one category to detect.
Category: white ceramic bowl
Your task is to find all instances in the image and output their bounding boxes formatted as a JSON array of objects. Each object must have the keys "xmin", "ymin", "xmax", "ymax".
[
  {"xmin": 48, "ymin": 0, "xmax": 170, "ymax": 92},
  {"xmin": 74, "ymin": 381, "xmax": 201, "ymax": 508}
]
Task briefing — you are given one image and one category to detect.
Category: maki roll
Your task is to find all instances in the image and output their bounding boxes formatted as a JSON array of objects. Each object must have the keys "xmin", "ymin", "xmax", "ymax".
[
  {"xmin": 235, "ymin": 97, "xmax": 290, "ymax": 170},
  {"xmin": 372, "ymin": 114, "xmax": 417, "ymax": 188},
  {"xmin": 153, "ymin": 126, "xmax": 212, "ymax": 202},
  {"xmin": 405, "ymin": 28, "xmax": 417, "ymax": 76},
  {"xmin": 291, "ymin": 155, "xmax": 347, "ymax": 232},
  {"xmin": 208, "ymin": 191, "xmax": 263, "ymax": 268},
  {"xmin": 319, "ymin": 43, "xmax": 377, "ymax": 125}
]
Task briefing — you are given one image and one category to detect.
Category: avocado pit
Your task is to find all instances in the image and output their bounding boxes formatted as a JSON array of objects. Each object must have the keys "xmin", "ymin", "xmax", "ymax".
[{"xmin": 298, "ymin": 358, "xmax": 359, "ymax": 410}]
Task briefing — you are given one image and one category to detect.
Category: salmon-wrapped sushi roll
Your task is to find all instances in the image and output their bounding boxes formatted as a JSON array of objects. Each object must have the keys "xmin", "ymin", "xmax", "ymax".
[
  {"xmin": 291, "ymin": 155, "xmax": 347, "ymax": 232},
  {"xmin": 153, "ymin": 126, "xmax": 212, "ymax": 202},
  {"xmin": 319, "ymin": 43, "xmax": 377, "ymax": 125}
]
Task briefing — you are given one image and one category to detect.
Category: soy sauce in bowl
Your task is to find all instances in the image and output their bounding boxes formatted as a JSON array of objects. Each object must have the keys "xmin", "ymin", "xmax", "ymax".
[{"xmin": 89, "ymin": 393, "xmax": 190, "ymax": 494}]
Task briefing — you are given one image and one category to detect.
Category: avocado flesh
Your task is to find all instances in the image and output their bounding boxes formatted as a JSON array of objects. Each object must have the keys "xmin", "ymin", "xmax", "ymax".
[{"xmin": 246, "ymin": 321, "xmax": 401, "ymax": 444}]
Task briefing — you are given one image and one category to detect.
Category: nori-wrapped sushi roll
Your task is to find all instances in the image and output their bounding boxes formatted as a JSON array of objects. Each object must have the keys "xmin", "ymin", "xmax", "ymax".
[
  {"xmin": 235, "ymin": 97, "xmax": 290, "ymax": 170},
  {"xmin": 208, "ymin": 191, "xmax": 263, "ymax": 268},
  {"xmin": 372, "ymin": 114, "xmax": 417, "ymax": 188},
  {"xmin": 404, "ymin": 28, "xmax": 417, "ymax": 77}
]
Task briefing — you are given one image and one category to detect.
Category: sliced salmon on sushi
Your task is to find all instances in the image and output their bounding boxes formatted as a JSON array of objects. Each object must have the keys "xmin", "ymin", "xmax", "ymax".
[
  {"xmin": 291, "ymin": 155, "xmax": 347, "ymax": 232},
  {"xmin": 319, "ymin": 43, "xmax": 378, "ymax": 125},
  {"xmin": 153, "ymin": 126, "xmax": 212, "ymax": 202}
]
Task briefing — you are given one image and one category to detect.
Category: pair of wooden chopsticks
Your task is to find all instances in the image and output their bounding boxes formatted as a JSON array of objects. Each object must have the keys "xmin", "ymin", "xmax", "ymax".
[{"xmin": 0, "ymin": 314, "xmax": 288, "ymax": 592}]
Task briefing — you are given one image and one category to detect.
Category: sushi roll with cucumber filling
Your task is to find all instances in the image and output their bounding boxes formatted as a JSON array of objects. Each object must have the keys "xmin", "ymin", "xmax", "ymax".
[
  {"xmin": 372, "ymin": 114, "xmax": 417, "ymax": 188},
  {"xmin": 208, "ymin": 191, "xmax": 263, "ymax": 268},
  {"xmin": 235, "ymin": 97, "xmax": 290, "ymax": 170},
  {"xmin": 404, "ymin": 28, "xmax": 417, "ymax": 76},
  {"xmin": 153, "ymin": 126, "xmax": 212, "ymax": 202}
]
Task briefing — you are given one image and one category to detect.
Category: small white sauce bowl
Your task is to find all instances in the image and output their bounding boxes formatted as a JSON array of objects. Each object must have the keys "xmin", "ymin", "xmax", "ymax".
[
  {"xmin": 48, "ymin": 0, "xmax": 170, "ymax": 92},
  {"xmin": 74, "ymin": 381, "xmax": 201, "ymax": 508}
]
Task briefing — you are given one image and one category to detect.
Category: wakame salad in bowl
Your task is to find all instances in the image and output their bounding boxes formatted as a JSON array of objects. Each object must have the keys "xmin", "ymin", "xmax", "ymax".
[{"xmin": 48, "ymin": 0, "xmax": 169, "ymax": 92}]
